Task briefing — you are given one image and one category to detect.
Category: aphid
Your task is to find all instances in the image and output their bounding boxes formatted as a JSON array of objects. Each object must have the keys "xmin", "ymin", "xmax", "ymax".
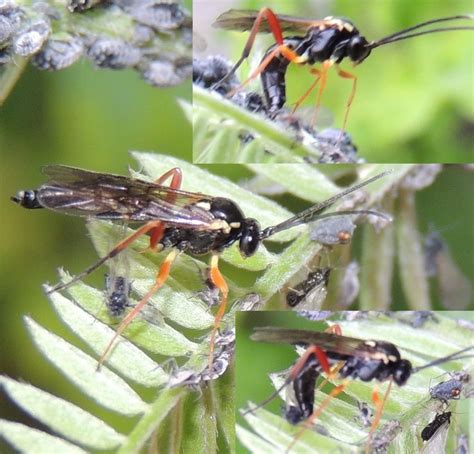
[
  {"xmin": 423, "ymin": 230, "xmax": 472, "ymax": 310},
  {"xmin": 68, "ymin": 0, "xmax": 104, "ymax": 13},
  {"xmin": 456, "ymin": 433, "xmax": 469, "ymax": 454},
  {"xmin": 32, "ymin": 38, "xmax": 84, "ymax": 71},
  {"xmin": 13, "ymin": 19, "xmax": 51, "ymax": 57},
  {"xmin": 247, "ymin": 326, "xmax": 473, "ymax": 451},
  {"xmin": 286, "ymin": 267, "xmax": 331, "ymax": 309},
  {"xmin": 193, "ymin": 55, "xmax": 240, "ymax": 94},
  {"xmin": 421, "ymin": 411, "xmax": 451, "ymax": 442},
  {"xmin": 336, "ymin": 261, "xmax": 360, "ymax": 309},
  {"xmin": 356, "ymin": 401, "xmax": 373, "ymax": 428},
  {"xmin": 12, "ymin": 165, "xmax": 389, "ymax": 369},
  {"xmin": 232, "ymin": 293, "xmax": 263, "ymax": 312},
  {"xmin": 213, "ymin": 9, "xmax": 473, "ymax": 127},
  {"xmin": 87, "ymin": 38, "xmax": 141, "ymax": 69},
  {"xmin": 128, "ymin": 2, "xmax": 188, "ymax": 31},
  {"xmin": 141, "ymin": 59, "xmax": 190, "ymax": 87},
  {"xmin": 104, "ymin": 274, "xmax": 132, "ymax": 317},
  {"xmin": 306, "ymin": 128, "xmax": 360, "ymax": 164},
  {"xmin": 429, "ymin": 370, "xmax": 471, "ymax": 402},
  {"xmin": 310, "ymin": 214, "xmax": 356, "ymax": 245},
  {"xmin": 168, "ymin": 329, "xmax": 235, "ymax": 387}
]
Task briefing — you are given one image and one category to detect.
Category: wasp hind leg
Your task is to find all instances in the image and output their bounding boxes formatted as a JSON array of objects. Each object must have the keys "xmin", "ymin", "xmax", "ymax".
[
  {"xmin": 97, "ymin": 248, "xmax": 179, "ymax": 370},
  {"xmin": 207, "ymin": 254, "xmax": 229, "ymax": 370}
]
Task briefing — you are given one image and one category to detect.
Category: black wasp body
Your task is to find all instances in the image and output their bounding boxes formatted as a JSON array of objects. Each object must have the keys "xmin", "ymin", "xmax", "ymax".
[
  {"xmin": 260, "ymin": 19, "xmax": 367, "ymax": 113},
  {"xmin": 421, "ymin": 411, "xmax": 451, "ymax": 442},
  {"xmin": 213, "ymin": 9, "xmax": 473, "ymax": 118},
  {"xmin": 284, "ymin": 363, "xmax": 320, "ymax": 424},
  {"xmin": 251, "ymin": 328, "xmax": 414, "ymax": 387},
  {"xmin": 12, "ymin": 170, "xmax": 261, "ymax": 259},
  {"xmin": 286, "ymin": 267, "xmax": 331, "ymax": 308}
]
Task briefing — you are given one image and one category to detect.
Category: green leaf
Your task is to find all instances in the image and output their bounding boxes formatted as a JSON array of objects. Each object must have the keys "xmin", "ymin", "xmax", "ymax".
[
  {"xmin": 0, "ymin": 420, "xmax": 87, "ymax": 454},
  {"xmin": 0, "ymin": 377, "xmax": 124, "ymax": 450},
  {"xmin": 193, "ymin": 87, "xmax": 312, "ymax": 163},
  {"xmin": 25, "ymin": 317, "xmax": 148, "ymax": 416}
]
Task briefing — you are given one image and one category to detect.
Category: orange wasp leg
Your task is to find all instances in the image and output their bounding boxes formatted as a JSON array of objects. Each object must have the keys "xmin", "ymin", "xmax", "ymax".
[
  {"xmin": 287, "ymin": 379, "xmax": 350, "ymax": 452},
  {"xmin": 335, "ymin": 65, "xmax": 358, "ymax": 134},
  {"xmin": 216, "ymin": 7, "xmax": 285, "ymax": 88},
  {"xmin": 312, "ymin": 59, "xmax": 334, "ymax": 126},
  {"xmin": 47, "ymin": 220, "xmax": 163, "ymax": 294},
  {"xmin": 207, "ymin": 253, "xmax": 229, "ymax": 370},
  {"xmin": 291, "ymin": 68, "xmax": 322, "ymax": 114},
  {"xmin": 365, "ymin": 380, "xmax": 393, "ymax": 454},
  {"xmin": 98, "ymin": 167, "xmax": 186, "ymax": 368},
  {"xmin": 228, "ymin": 44, "xmax": 307, "ymax": 97},
  {"xmin": 98, "ymin": 248, "xmax": 179, "ymax": 369},
  {"xmin": 148, "ymin": 167, "xmax": 183, "ymax": 251}
]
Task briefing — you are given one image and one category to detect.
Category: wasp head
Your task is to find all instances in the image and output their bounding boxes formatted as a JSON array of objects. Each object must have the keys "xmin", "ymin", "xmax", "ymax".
[{"xmin": 347, "ymin": 35, "xmax": 371, "ymax": 63}]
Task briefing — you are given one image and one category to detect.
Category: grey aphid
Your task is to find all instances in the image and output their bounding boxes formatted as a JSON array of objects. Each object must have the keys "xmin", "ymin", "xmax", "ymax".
[
  {"xmin": 127, "ymin": 2, "xmax": 187, "ymax": 31},
  {"xmin": 13, "ymin": 19, "xmax": 50, "ymax": 56},
  {"xmin": 141, "ymin": 59, "xmax": 183, "ymax": 86},
  {"xmin": 33, "ymin": 38, "xmax": 83, "ymax": 71},
  {"xmin": 87, "ymin": 38, "xmax": 141, "ymax": 69}
]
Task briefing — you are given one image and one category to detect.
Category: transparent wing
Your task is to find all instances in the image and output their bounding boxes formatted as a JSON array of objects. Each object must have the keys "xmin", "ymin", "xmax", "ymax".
[
  {"xmin": 38, "ymin": 165, "xmax": 217, "ymax": 228},
  {"xmin": 213, "ymin": 9, "xmax": 331, "ymax": 33}
]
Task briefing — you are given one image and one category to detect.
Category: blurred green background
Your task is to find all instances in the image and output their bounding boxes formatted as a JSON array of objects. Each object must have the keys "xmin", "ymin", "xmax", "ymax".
[{"xmin": 195, "ymin": 0, "xmax": 474, "ymax": 162}]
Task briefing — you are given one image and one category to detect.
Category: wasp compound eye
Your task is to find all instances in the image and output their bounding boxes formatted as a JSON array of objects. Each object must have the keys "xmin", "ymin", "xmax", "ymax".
[
  {"xmin": 239, "ymin": 219, "xmax": 260, "ymax": 257},
  {"xmin": 393, "ymin": 360, "xmax": 412, "ymax": 386},
  {"xmin": 348, "ymin": 35, "xmax": 371, "ymax": 62}
]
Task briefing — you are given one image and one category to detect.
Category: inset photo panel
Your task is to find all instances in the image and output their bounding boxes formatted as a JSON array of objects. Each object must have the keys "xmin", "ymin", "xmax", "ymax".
[
  {"xmin": 236, "ymin": 311, "xmax": 473, "ymax": 453},
  {"xmin": 193, "ymin": 0, "xmax": 473, "ymax": 163}
]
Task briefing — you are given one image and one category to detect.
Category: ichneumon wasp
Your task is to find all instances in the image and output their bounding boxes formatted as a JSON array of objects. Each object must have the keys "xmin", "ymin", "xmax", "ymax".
[
  {"xmin": 245, "ymin": 324, "xmax": 474, "ymax": 452},
  {"xmin": 12, "ymin": 165, "xmax": 389, "ymax": 370},
  {"xmin": 212, "ymin": 8, "xmax": 473, "ymax": 129}
]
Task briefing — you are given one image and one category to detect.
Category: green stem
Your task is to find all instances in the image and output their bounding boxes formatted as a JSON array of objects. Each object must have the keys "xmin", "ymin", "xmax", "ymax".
[
  {"xmin": 0, "ymin": 57, "xmax": 29, "ymax": 106},
  {"xmin": 117, "ymin": 387, "xmax": 187, "ymax": 454},
  {"xmin": 193, "ymin": 86, "xmax": 316, "ymax": 159}
]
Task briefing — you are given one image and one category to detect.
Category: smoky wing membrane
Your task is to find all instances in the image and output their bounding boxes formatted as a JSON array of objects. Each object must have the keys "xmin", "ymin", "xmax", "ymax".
[
  {"xmin": 38, "ymin": 165, "xmax": 217, "ymax": 228},
  {"xmin": 251, "ymin": 327, "xmax": 382, "ymax": 360},
  {"xmin": 213, "ymin": 9, "xmax": 328, "ymax": 33}
]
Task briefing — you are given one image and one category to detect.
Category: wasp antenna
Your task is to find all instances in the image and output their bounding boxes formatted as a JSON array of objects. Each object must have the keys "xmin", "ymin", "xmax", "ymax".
[
  {"xmin": 259, "ymin": 170, "xmax": 392, "ymax": 240},
  {"xmin": 413, "ymin": 345, "xmax": 474, "ymax": 373},
  {"xmin": 369, "ymin": 15, "xmax": 474, "ymax": 48},
  {"xmin": 46, "ymin": 255, "xmax": 112, "ymax": 294}
]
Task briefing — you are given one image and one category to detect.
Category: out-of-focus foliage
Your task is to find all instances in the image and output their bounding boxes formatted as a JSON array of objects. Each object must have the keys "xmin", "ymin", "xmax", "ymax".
[{"xmin": 195, "ymin": 0, "xmax": 474, "ymax": 162}]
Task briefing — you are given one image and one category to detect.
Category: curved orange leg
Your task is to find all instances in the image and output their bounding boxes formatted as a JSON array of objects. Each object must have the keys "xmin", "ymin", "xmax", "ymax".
[
  {"xmin": 214, "ymin": 7, "xmax": 285, "ymax": 89},
  {"xmin": 97, "ymin": 249, "xmax": 179, "ymax": 369},
  {"xmin": 287, "ymin": 379, "xmax": 350, "ymax": 452},
  {"xmin": 98, "ymin": 167, "xmax": 184, "ymax": 368},
  {"xmin": 365, "ymin": 380, "xmax": 393, "ymax": 454},
  {"xmin": 291, "ymin": 68, "xmax": 322, "ymax": 115},
  {"xmin": 335, "ymin": 65, "xmax": 358, "ymax": 134},
  {"xmin": 228, "ymin": 43, "xmax": 307, "ymax": 97},
  {"xmin": 207, "ymin": 254, "xmax": 229, "ymax": 370},
  {"xmin": 148, "ymin": 167, "xmax": 183, "ymax": 251}
]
